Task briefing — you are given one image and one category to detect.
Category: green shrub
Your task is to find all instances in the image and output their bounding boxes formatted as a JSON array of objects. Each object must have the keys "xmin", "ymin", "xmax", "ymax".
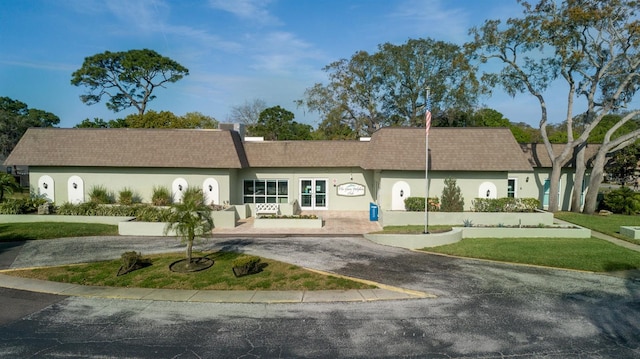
[
  {"xmin": 519, "ymin": 198, "xmax": 541, "ymax": 211},
  {"xmin": 89, "ymin": 185, "xmax": 114, "ymax": 204},
  {"xmin": 232, "ymin": 255, "xmax": 261, "ymax": 268},
  {"xmin": 0, "ymin": 195, "xmax": 48, "ymax": 214},
  {"xmin": 152, "ymin": 186, "xmax": 171, "ymax": 206},
  {"xmin": 440, "ymin": 178, "xmax": 464, "ymax": 212},
  {"xmin": 0, "ymin": 199, "xmax": 25, "ymax": 214},
  {"xmin": 603, "ymin": 187, "xmax": 640, "ymax": 215},
  {"xmin": 134, "ymin": 205, "xmax": 173, "ymax": 222},
  {"xmin": 404, "ymin": 197, "xmax": 440, "ymax": 212},
  {"xmin": 118, "ymin": 251, "xmax": 152, "ymax": 276},
  {"xmin": 121, "ymin": 251, "xmax": 143, "ymax": 269},
  {"xmin": 471, "ymin": 197, "xmax": 541, "ymax": 212},
  {"xmin": 51, "ymin": 202, "xmax": 173, "ymax": 220}
]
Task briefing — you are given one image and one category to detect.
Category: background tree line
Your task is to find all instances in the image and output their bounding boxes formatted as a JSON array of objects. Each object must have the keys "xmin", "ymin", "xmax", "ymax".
[{"xmin": 3, "ymin": 1, "xmax": 640, "ymax": 215}]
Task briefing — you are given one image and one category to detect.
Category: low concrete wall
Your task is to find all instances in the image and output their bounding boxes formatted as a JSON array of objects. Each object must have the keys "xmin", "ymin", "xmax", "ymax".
[
  {"xmin": 461, "ymin": 226, "xmax": 591, "ymax": 239},
  {"xmin": 620, "ymin": 226, "xmax": 640, "ymax": 240},
  {"xmin": 253, "ymin": 217, "xmax": 323, "ymax": 229},
  {"xmin": 118, "ymin": 221, "xmax": 177, "ymax": 236},
  {"xmin": 365, "ymin": 229, "xmax": 463, "ymax": 249},
  {"xmin": 234, "ymin": 204, "xmax": 249, "ymax": 220},
  {"xmin": 366, "ymin": 225, "xmax": 590, "ymax": 249},
  {"xmin": 379, "ymin": 211, "xmax": 554, "ymax": 227},
  {"xmin": 0, "ymin": 215, "xmax": 134, "ymax": 225},
  {"xmin": 211, "ymin": 207, "xmax": 237, "ymax": 228}
]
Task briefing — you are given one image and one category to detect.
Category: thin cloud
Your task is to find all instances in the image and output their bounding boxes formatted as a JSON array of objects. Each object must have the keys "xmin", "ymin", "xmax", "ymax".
[
  {"xmin": 248, "ymin": 31, "xmax": 324, "ymax": 74},
  {"xmin": 0, "ymin": 59, "xmax": 76, "ymax": 72},
  {"xmin": 390, "ymin": 0, "xmax": 470, "ymax": 43},
  {"xmin": 105, "ymin": 0, "xmax": 170, "ymax": 33},
  {"xmin": 208, "ymin": 0, "xmax": 281, "ymax": 26}
]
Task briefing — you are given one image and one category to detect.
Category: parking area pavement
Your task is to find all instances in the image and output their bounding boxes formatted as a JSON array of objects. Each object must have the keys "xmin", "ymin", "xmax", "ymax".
[
  {"xmin": 1, "ymin": 233, "xmax": 639, "ymax": 357},
  {"xmin": 2, "ymin": 210, "xmax": 640, "ymax": 358}
]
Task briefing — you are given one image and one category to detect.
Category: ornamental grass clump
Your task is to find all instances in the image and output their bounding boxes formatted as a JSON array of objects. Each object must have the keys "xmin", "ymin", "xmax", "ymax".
[
  {"xmin": 118, "ymin": 188, "xmax": 140, "ymax": 205},
  {"xmin": 89, "ymin": 185, "xmax": 114, "ymax": 204},
  {"xmin": 152, "ymin": 186, "xmax": 172, "ymax": 206}
]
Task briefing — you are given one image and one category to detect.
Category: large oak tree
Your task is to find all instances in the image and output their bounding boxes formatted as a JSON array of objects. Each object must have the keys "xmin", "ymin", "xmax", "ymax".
[
  {"xmin": 298, "ymin": 38, "xmax": 480, "ymax": 136},
  {"xmin": 71, "ymin": 49, "xmax": 189, "ymax": 116},
  {"xmin": 0, "ymin": 97, "xmax": 59, "ymax": 158},
  {"xmin": 468, "ymin": 0, "xmax": 640, "ymax": 213}
]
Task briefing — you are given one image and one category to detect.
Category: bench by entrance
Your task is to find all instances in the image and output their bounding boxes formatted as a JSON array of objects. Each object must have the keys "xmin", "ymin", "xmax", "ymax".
[{"xmin": 255, "ymin": 203, "xmax": 279, "ymax": 217}]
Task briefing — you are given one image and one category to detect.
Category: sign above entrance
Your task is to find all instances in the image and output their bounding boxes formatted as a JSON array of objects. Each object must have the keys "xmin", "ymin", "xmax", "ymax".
[{"xmin": 337, "ymin": 183, "xmax": 366, "ymax": 197}]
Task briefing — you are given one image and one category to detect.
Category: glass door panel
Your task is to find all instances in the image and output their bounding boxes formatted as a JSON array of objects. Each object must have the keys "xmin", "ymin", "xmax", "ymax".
[
  {"xmin": 315, "ymin": 180, "xmax": 327, "ymax": 208},
  {"xmin": 299, "ymin": 179, "xmax": 328, "ymax": 210},
  {"xmin": 301, "ymin": 180, "xmax": 313, "ymax": 208}
]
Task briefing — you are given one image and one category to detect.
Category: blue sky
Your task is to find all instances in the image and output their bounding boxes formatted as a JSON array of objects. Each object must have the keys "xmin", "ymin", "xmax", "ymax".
[{"xmin": 1, "ymin": 0, "xmax": 555, "ymax": 129}]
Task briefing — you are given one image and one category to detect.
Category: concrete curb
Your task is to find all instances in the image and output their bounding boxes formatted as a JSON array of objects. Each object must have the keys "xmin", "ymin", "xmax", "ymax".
[{"xmin": 0, "ymin": 273, "xmax": 429, "ymax": 303}]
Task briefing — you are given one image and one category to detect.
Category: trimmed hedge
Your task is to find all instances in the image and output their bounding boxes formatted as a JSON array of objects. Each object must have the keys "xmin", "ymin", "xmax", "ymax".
[
  {"xmin": 404, "ymin": 197, "xmax": 440, "ymax": 212},
  {"xmin": 471, "ymin": 197, "xmax": 540, "ymax": 212}
]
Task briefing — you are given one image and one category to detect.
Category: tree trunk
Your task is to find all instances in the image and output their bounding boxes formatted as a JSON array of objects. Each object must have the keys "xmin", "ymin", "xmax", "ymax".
[
  {"xmin": 547, "ymin": 162, "xmax": 563, "ymax": 212},
  {"xmin": 570, "ymin": 143, "xmax": 587, "ymax": 212},
  {"xmin": 582, "ymin": 149, "xmax": 609, "ymax": 214}
]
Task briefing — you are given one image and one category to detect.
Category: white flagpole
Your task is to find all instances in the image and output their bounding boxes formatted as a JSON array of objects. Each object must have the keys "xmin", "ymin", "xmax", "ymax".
[{"xmin": 424, "ymin": 87, "xmax": 430, "ymax": 234}]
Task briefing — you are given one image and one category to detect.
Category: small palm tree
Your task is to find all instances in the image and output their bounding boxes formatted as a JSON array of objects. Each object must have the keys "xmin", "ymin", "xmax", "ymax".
[
  {"xmin": 164, "ymin": 187, "xmax": 213, "ymax": 267},
  {"xmin": 0, "ymin": 173, "xmax": 20, "ymax": 202}
]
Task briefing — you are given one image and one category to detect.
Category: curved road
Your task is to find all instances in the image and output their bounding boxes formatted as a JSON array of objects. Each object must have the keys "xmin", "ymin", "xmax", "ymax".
[{"xmin": 1, "ymin": 235, "xmax": 639, "ymax": 358}]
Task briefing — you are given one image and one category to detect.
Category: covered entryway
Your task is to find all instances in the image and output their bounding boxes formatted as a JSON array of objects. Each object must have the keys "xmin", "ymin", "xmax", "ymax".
[{"xmin": 300, "ymin": 179, "xmax": 328, "ymax": 210}]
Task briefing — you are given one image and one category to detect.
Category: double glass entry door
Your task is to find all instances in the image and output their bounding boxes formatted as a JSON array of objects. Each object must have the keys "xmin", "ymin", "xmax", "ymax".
[{"xmin": 300, "ymin": 179, "xmax": 327, "ymax": 210}]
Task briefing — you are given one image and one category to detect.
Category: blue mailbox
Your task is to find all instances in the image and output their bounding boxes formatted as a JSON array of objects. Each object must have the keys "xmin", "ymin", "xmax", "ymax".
[{"xmin": 369, "ymin": 202, "xmax": 379, "ymax": 221}]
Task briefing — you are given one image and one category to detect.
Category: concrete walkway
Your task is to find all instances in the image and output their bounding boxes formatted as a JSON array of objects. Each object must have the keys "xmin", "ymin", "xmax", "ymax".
[{"xmin": 554, "ymin": 218, "xmax": 640, "ymax": 252}]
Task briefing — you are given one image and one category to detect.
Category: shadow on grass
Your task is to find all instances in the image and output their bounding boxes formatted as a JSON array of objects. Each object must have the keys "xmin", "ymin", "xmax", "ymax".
[
  {"xmin": 604, "ymin": 261, "xmax": 640, "ymax": 272},
  {"xmin": 0, "ymin": 224, "xmax": 34, "ymax": 242}
]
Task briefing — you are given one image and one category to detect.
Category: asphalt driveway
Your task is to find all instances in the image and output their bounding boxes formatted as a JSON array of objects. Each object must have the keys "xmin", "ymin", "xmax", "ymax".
[{"xmin": 1, "ymin": 235, "xmax": 639, "ymax": 358}]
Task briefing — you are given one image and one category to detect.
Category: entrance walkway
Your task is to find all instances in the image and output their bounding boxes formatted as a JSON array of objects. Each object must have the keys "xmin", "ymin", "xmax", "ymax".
[{"xmin": 211, "ymin": 211, "xmax": 382, "ymax": 236}]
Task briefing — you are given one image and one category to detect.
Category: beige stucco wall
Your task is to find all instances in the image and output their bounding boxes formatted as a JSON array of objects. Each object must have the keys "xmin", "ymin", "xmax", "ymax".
[
  {"xmin": 235, "ymin": 167, "xmax": 375, "ymax": 211},
  {"xmin": 29, "ymin": 166, "xmax": 232, "ymax": 205},
  {"xmin": 530, "ymin": 168, "xmax": 587, "ymax": 211},
  {"xmin": 376, "ymin": 170, "xmax": 520, "ymax": 211}
]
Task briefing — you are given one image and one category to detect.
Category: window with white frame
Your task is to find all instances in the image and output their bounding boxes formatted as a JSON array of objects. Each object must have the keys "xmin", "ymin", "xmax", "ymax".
[
  {"xmin": 243, "ymin": 179, "xmax": 289, "ymax": 204},
  {"xmin": 507, "ymin": 178, "xmax": 516, "ymax": 198}
]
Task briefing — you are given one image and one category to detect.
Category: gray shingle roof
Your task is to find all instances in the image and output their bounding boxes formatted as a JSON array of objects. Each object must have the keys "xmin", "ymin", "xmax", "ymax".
[
  {"xmin": 4, "ymin": 127, "xmax": 537, "ymax": 172},
  {"xmin": 520, "ymin": 143, "xmax": 601, "ymax": 168},
  {"xmin": 3, "ymin": 128, "xmax": 248, "ymax": 168},
  {"xmin": 363, "ymin": 127, "xmax": 533, "ymax": 171},
  {"xmin": 244, "ymin": 140, "xmax": 367, "ymax": 167}
]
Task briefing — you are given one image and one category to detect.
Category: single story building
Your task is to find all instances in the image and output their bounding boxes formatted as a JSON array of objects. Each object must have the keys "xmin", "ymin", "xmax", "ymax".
[{"xmin": 3, "ymin": 126, "xmax": 593, "ymax": 213}]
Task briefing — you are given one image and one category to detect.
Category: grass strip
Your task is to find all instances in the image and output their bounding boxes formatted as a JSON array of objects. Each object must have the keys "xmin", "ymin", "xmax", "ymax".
[
  {"xmin": 0, "ymin": 222, "xmax": 118, "ymax": 242},
  {"xmin": 555, "ymin": 212, "xmax": 640, "ymax": 245},
  {"xmin": 424, "ymin": 237, "xmax": 640, "ymax": 272},
  {"xmin": 6, "ymin": 251, "xmax": 375, "ymax": 291}
]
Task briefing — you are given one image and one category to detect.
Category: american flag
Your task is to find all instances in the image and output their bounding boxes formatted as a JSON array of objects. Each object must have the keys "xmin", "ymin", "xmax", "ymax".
[{"xmin": 425, "ymin": 96, "xmax": 432, "ymax": 135}]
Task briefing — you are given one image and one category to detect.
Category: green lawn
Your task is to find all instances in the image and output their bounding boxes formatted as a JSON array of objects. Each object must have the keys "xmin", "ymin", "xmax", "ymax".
[
  {"xmin": 7, "ymin": 251, "xmax": 375, "ymax": 291},
  {"xmin": 555, "ymin": 211, "xmax": 640, "ymax": 245},
  {"xmin": 426, "ymin": 237, "xmax": 640, "ymax": 272},
  {"xmin": 0, "ymin": 222, "xmax": 118, "ymax": 242}
]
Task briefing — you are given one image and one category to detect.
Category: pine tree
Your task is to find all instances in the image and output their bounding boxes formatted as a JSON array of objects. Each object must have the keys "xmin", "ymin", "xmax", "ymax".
[{"xmin": 440, "ymin": 177, "xmax": 464, "ymax": 212}]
